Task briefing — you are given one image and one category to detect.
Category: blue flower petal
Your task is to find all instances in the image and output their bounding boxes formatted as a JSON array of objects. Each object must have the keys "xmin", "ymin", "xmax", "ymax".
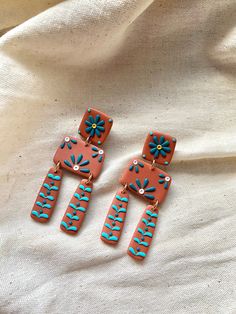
[
  {"xmin": 95, "ymin": 128, "xmax": 101, "ymax": 137},
  {"xmin": 160, "ymin": 150, "xmax": 167, "ymax": 157},
  {"xmin": 149, "ymin": 142, "xmax": 156, "ymax": 148},
  {"xmin": 77, "ymin": 154, "xmax": 83, "ymax": 164},
  {"xmin": 97, "ymin": 120, "xmax": 105, "ymax": 126},
  {"xmin": 80, "ymin": 160, "xmax": 89, "ymax": 166},
  {"xmin": 64, "ymin": 160, "xmax": 72, "ymax": 168},
  {"xmin": 162, "ymin": 147, "xmax": 171, "ymax": 152},
  {"xmin": 160, "ymin": 136, "xmax": 165, "ymax": 144},
  {"xmin": 143, "ymin": 178, "xmax": 149, "ymax": 188},
  {"xmin": 162, "ymin": 140, "xmax": 170, "ymax": 147},
  {"xmin": 145, "ymin": 187, "xmax": 155, "ymax": 192},
  {"xmin": 90, "ymin": 128, "xmax": 95, "ymax": 137},
  {"xmin": 129, "ymin": 183, "xmax": 138, "ymax": 192},
  {"xmin": 95, "ymin": 115, "xmax": 101, "ymax": 123},
  {"xmin": 136, "ymin": 179, "xmax": 142, "ymax": 188},
  {"xmin": 70, "ymin": 154, "xmax": 75, "ymax": 164},
  {"xmin": 144, "ymin": 194, "xmax": 155, "ymax": 200},
  {"xmin": 89, "ymin": 115, "xmax": 95, "ymax": 124},
  {"xmin": 97, "ymin": 126, "xmax": 105, "ymax": 132},
  {"xmin": 80, "ymin": 168, "xmax": 90, "ymax": 173},
  {"xmin": 154, "ymin": 150, "xmax": 159, "ymax": 158},
  {"xmin": 153, "ymin": 136, "xmax": 159, "ymax": 144}
]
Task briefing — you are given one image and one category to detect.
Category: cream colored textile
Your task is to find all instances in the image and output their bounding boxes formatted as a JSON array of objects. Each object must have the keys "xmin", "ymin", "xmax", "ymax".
[{"xmin": 0, "ymin": 1, "xmax": 235, "ymax": 313}]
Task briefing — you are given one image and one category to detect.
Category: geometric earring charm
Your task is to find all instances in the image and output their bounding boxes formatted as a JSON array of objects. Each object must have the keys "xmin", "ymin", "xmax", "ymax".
[
  {"xmin": 101, "ymin": 130, "xmax": 177, "ymax": 261},
  {"xmin": 31, "ymin": 165, "xmax": 63, "ymax": 222},
  {"xmin": 30, "ymin": 107, "xmax": 113, "ymax": 235},
  {"xmin": 57, "ymin": 108, "xmax": 112, "ymax": 235}
]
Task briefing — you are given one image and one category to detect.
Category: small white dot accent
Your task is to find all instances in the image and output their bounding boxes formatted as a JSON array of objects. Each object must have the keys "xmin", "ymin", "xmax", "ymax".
[
  {"xmin": 73, "ymin": 165, "xmax": 79, "ymax": 171},
  {"xmin": 133, "ymin": 160, "xmax": 138, "ymax": 165},
  {"xmin": 65, "ymin": 137, "xmax": 70, "ymax": 142},
  {"xmin": 165, "ymin": 176, "xmax": 170, "ymax": 182},
  {"xmin": 99, "ymin": 150, "xmax": 104, "ymax": 155},
  {"xmin": 139, "ymin": 189, "xmax": 144, "ymax": 195}
]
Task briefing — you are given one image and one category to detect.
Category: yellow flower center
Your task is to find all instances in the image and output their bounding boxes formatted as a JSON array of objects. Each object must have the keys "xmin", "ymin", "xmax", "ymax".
[
  {"xmin": 157, "ymin": 145, "xmax": 162, "ymax": 150},
  {"xmin": 92, "ymin": 123, "xmax": 97, "ymax": 129}
]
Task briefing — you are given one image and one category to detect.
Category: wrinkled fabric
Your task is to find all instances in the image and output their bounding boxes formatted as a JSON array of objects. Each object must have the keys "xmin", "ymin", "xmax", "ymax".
[{"xmin": 0, "ymin": 0, "xmax": 236, "ymax": 313}]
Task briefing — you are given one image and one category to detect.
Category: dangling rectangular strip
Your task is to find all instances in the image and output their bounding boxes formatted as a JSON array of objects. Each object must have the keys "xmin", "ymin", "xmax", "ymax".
[
  {"xmin": 31, "ymin": 167, "xmax": 63, "ymax": 223},
  {"xmin": 127, "ymin": 205, "xmax": 158, "ymax": 260},
  {"xmin": 60, "ymin": 179, "xmax": 93, "ymax": 235},
  {"xmin": 101, "ymin": 188, "xmax": 129, "ymax": 245}
]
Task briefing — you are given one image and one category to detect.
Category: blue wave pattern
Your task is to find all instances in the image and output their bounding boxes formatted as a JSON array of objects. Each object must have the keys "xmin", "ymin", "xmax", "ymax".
[
  {"xmin": 128, "ymin": 209, "xmax": 158, "ymax": 259},
  {"xmin": 31, "ymin": 171, "xmax": 61, "ymax": 220},
  {"xmin": 61, "ymin": 183, "xmax": 92, "ymax": 233},
  {"xmin": 101, "ymin": 193, "xmax": 128, "ymax": 243}
]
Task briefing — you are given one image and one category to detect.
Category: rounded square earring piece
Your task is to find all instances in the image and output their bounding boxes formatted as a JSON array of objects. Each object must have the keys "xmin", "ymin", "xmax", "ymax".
[
  {"xmin": 78, "ymin": 108, "xmax": 113, "ymax": 146},
  {"xmin": 119, "ymin": 158, "xmax": 171, "ymax": 204},
  {"xmin": 142, "ymin": 131, "xmax": 177, "ymax": 166}
]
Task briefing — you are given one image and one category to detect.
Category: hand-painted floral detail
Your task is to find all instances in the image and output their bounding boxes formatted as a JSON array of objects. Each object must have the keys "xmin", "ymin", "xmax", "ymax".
[
  {"xmin": 66, "ymin": 213, "xmax": 79, "ymax": 221},
  {"xmin": 69, "ymin": 203, "xmax": 86, "ymax": 212},
  {"xmin": 142, "ymin": 218, "xmax": 156, "ymax": 228},
  {"xmin": 31, "ymin": 210, "xmax": 49, "ymax": 219},
  {"xmin": 79, "ymin": 184, "xmax": 92, "ymax": 193},
  {"xmin": 43, "ymin": 183, "xmax": 59, "ymax": 191},
  {"xmin": 101, "ymin": 232, "xmax": 118, "ymax": 242},
  {"xmin": 91, "ymin": 147, "xmax": 104, "ymax": 162},
  {"xmin": 85, "ymin": 114, "xmax": 105, "ymax": 138},
  {"xmin": 39, "ymin": 192, "xmax": 54, "ymax": 201},
  {"xmin": 74, "ymin": 192, "xmax": 89, "ymax": 202},
  {"xmin": 61, "ymin": 221, "xmax": 77, "ymax": 232},
  {"xmin": 36, "ymin": 201, "xmax": 51, "ymax": 209},
  {"xmin": 112, "ymin": 204, "xmax": 126, "ymax": 214},
  {"xmin": 138, "ymin": 227, "xmax": 153, "ymax": 238},
  {"xmin": 134, "ymin": 237, "xmax": 149, "ymax": 247},
  {"xmin": 108, "ymin": 215, "xmax": 123, "ymax": 223},
  {"xmin": 129, "ymin": 160, "xmax": 144, "ymax": 173},
  {"xmin": 146, "ymin": 210, "xmax": 158, "ymax": 218},
  {"xmin": 115, "ymin": 195, "xmax": 128, "ymax": 203},
  {"xmin": 129, "ymin": 178, "xmax": 156, "ymax": 200},
  {"xmin": 47, "ymin": 173, "xmax": 61, "ymax": 181},
  {"xmin": 149, "ymin": 135, "xmax": 171, "ymax": 159},
  {"xmin": 104, "ymin": 223, "xmax": 120, "ymax": 231},
  {"xmin": 60, "ymin": 137, "xmax": 77, "ymax": 150},
  {"xmin": 128, "ymin": 247, "xmax": 146, "ymax": 258},
  {"xmin": 158, "ymin": 173, "xmax": 170, "ymax": 189},
  {"xmin": 64, "ymin": 154, "xmax": 90, "ymax": 173}
]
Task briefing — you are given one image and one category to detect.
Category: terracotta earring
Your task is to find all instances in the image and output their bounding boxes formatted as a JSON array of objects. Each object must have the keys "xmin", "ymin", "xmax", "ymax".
[
  {"xmin": 31, "ymin": 108, "xmax": 113, "ymax": 234},
  {"xmin": 101, "ymin": 131, "xmax": 176, "ymax": 260}
]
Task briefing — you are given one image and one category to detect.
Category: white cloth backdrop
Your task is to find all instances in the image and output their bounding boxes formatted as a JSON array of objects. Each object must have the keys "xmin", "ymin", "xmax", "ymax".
[{"xmin": 0, "ymin": 0, "xmax": 236, "ymax": 313}]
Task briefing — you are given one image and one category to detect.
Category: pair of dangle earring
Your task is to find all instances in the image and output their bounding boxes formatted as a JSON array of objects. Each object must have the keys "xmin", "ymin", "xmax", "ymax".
[
  {"xmin": 31, "ymin": 108, "xmax": 113, "ymax": 234},
  {"xmin": 101, "ymin": 131, "xmax": 177, "ymax": 260}
]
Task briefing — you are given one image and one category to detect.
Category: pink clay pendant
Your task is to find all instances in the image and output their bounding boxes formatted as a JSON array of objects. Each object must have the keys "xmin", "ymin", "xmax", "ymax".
[
  {"xmin": 31, "ymin": 167, "xmax": 63, "ymax": 223},
  {"xmin": 60, "ymin": 179, "xmax": 93, "ymax": 235},
  {"xmin": 127, "ymin": 205, "xmax": 158, "ymax": 260},
  {"xmin": 101, "ymin": 188, "xmax": 129, "ymax": 244}
]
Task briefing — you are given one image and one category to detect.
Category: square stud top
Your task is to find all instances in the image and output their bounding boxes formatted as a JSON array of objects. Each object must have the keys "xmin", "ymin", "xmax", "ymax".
[
  {"xmin": 78, "ymin": 108, "xmax": 113, "ymax": 146},
  {"xmin": 142, "ymin": 131, "xmax": 177, "ymax": 166}
]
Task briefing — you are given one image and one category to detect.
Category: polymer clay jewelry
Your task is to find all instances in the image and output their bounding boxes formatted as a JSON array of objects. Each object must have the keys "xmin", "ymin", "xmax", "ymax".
[
  {"xmin": 31, "ymin": 108, "xmax": 113, "ymax": 234},
  {"xmin": 101, "ymin": 131, "xmax": 176, "ymax": 260}
]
